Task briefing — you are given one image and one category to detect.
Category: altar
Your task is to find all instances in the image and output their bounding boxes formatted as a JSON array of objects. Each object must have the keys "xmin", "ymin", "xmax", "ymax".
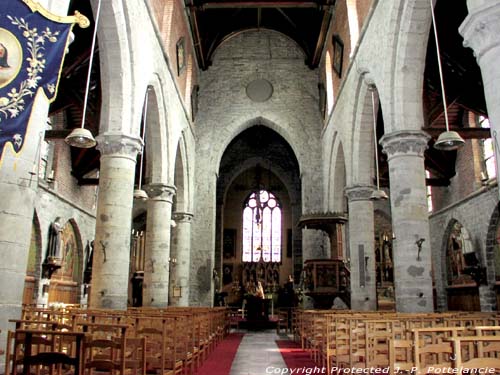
[{"xmin": 242, "ymin": 295, "xmax": 273, "ymax": 330}]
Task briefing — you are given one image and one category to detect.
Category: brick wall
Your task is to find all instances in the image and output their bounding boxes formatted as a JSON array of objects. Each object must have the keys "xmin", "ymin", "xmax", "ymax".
[{"xmin": 148, "ymin": 0, "xmax": 198, "ymax": 120}]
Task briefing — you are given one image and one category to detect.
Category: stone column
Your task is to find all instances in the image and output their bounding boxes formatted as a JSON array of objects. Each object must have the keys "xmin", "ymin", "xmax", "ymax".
[
  {"xmin": 460, "ymin": 0, "xmax": 500, "ymax": 312},
  {"xmin": 142, "ymin": 183, "xmax": 176, "ymax": 307},
  {"xmin": 90, "ymin": 133, "xmax": 142, "ymax": 309},
  {"xmin": 380, "ymin": 130, "xmax": 433, "ymax": 312},
  {"xmin": 460, "ymin": 2, "xmax": 500, "ymax": 195},
  {"xmin": 169, "ymin": 212, "xmax": 193, "ymax": 306},
  {"xmin": 345, "ymin": 185, "xmax": 377, "ymax": 310}
]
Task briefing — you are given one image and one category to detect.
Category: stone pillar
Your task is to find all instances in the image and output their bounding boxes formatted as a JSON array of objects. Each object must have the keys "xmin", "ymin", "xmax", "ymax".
[
  {"xmin": 380, "ymin": 130, "xmax": 433, "ymax": 312},
  {"xmin": 345, "ymin": 185, "xmax": 377, "ymax": 310},
  {"xmin": 460, "ymin": 2, "xmax": 500, "ymax": 197},
  {"xmin": 169, "ymin": 212, "xmax": 193, "ymax": 306},
  {"xmin": 89, "ymin": 133, "xmax": 142, "ymax": 309},
  {"xmin": 460, "ymin": 0, "xmax": 500, "ymax": 312},
  {"xmin": 142, "ymin": 183, "xmax": 176, "ymax": 307}
]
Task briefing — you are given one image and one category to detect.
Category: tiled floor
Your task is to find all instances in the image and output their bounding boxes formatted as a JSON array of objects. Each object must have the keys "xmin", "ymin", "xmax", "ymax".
[{"xmin": 230, "ymin": 330, "xmax": 289, "ymax": 375}]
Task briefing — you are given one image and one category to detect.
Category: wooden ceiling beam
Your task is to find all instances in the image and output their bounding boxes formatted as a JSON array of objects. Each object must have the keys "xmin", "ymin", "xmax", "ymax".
[
  {"xmin": 311, "ymin": 5, "xmax": 332, "ymax": 67},
  {"xmin": 423, "ymin": 127, "xmax": 491, "ymax": 139},
  {"xmin": 197, "ymin": 2, "xmax": 321, "ymax": 8},
  {"xmin": 44, "ymin": 129, "xmax": 72, "ymax": 139},
  {"xmin": 186, "ymin": 4, "xmax": 206, "ymax": 69},
  {"xmin": 426, "ymin": 178, "xmax": 450, "ymax": 187}
]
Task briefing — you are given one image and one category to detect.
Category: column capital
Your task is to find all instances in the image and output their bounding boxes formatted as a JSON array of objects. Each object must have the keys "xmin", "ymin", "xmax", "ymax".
[
  {"xmin": 145, "ymin": 183, "xmax": 176, "ymax": 202},
  {"xmin": 345, "ymin": 184, "xmax": 375, "ymax": 202},
  {"xmin": 172, "ymin": 211, "xmax": 194, "ymax": 223},
  {"xmin": 380, "ymin": 130, "xmax": 430, "ymax": 160},
  {"xmin": 96, "ymin": 133, "xmax": 143, "ymax": 161},
  {"xmin": 459, "ymin": 3, "xmax": 500, "ymax": 62}
]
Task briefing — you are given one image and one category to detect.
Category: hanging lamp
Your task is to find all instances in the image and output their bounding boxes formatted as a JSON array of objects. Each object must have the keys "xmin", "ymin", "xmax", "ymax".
[
  {"xmin": 429, "ymin": 0, "xmax": 465, "ymax": 151},
  {"xmin": 369, "ymin": 88, "xmax": 388, "ymax": 201},
  {"xmin": 133, "ymin": 90, "xmax": 149, "ymax": 201},
  {"xmin": 65, "ymin": 0, "xmax": 101, "ymax": 148}
]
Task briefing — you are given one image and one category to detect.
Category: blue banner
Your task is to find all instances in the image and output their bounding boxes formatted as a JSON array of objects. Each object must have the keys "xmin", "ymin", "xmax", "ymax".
[{"xmin": 0, "ymin": 0, "xmax": 88, "ymax": 160}]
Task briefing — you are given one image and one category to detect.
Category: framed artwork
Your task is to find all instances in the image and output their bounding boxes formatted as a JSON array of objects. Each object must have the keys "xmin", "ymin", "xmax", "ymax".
[
  {"xmin": 176, "ymin": 37, "xmax": 185, "ymax": 76},
  {"xmin": 318, "ymin": 83, "xmax": 326, "ymax": 119},
  {"xmin": 223, "ymin": 228, "xmax": 236, "ymax": 259},
  {"xmin": 191, "ymin": 85, "xmax": 199, "ymax": 121},
  {"xmin": 332, "ymin": 34, "xmax": 344, "ymax": 78}
]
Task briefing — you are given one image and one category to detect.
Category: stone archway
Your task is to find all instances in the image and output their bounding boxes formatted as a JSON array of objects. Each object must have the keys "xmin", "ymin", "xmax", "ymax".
[
  {"xmin": 22, "ymin": 212, "xmax": 43, "ymax": 306},
  {"xmin": 48, "ymin": 219, "xmax": 83, "ymax": 305},
  {"xmin": 441, "ymin": 219, "xmax": 481, "ymax": 311}
]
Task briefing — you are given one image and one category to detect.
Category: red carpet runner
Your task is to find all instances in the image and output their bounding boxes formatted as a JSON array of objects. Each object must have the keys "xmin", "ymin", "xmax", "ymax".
[
  {"xmin": 195, "ymin": 333, "xmax": 244, "ymax": 375},
  {"xmin": 276, "ymin": 340, "xmax": 320, "ymax": 371}
]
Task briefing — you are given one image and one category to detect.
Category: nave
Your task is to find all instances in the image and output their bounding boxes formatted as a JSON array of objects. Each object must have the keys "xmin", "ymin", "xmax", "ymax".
[{"xmin": 5, "ymin": 306, "xmax": 500, "ymax": 375}]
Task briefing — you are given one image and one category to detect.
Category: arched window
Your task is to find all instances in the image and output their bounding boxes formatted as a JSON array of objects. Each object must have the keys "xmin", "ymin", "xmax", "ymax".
[
  {"xmin": 425, "ymin": 170, "xmax": 433, "ymax": 212},
  {"xmin": 242, "ymin": 190, "xmax": 282, "ymax": 262},
  {"xmin": 325, "ymin": 51, "xmax": 334, "ymax": 114},
  {"xmin": 346, "ymin": 0, "xmax": 360, "ymax": 54},
  {"xmin": 478, "ymin": 115, "xmax": 496, "ymax": 180}
]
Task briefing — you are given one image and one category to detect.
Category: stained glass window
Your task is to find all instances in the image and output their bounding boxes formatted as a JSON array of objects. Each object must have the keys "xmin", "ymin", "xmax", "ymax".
[{"xmin": 242, "ymin": 190, "xmax": 282, "ymax": 262}]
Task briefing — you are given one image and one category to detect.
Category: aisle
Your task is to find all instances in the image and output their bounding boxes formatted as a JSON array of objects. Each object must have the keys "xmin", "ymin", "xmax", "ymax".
[
  {"xmin": 229, "ymin": 330, "xmax": 288, "ymax": 375},
  {"xmin": 195, "ymin": 332, "xmax": 245, "ymax": 375}
]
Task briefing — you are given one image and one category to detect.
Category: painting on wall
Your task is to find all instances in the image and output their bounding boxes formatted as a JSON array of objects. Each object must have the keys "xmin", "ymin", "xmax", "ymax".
[
  {"xmin": 176, "ymin": 37, "xmax": 185, "ymax": 76},
  {"xmin": 332, "ymin": 34, "xmax": 344, "ymax": 78}
]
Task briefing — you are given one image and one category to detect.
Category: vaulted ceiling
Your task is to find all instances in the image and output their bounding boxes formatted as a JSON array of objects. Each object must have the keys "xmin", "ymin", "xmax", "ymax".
[{"xmin": 48, "ymin": 0, "xmax": 489, "ymax": 187}]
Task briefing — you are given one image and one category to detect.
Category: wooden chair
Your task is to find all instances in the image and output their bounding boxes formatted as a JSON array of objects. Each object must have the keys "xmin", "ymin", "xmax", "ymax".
[
  {"xmin": 389, "ymin": 338, "xmax": 414, "ymax": 375},
  {"xmin": 124, "ymin": 337, "xmax": 146, "ymax": 375},
  {"xmin": 134, "ymin": 317, "xmax": 183, "ymax": 375},
  {"xmin": 412, "ymin": 327, "xmax": 464, "ymax": 375},
  {"xmin": 448, "ymin": 336, "xmax": 500, "ymax": 375},
  {"xmin": 82, "ymin": 334, "xmax": 126, "ymax": 375},
  {"xmin": 276, "ymin": 308, "xmax": 289, "ymax": 335},
  {"xmin": 12, "ymin": 329, "xmax": 85, "ymax": 375}
]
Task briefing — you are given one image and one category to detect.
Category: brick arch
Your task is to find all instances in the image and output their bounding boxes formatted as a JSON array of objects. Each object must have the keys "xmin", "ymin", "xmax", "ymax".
[{"xmin": 485, "ymin": 203, "xmax": 500, "ymax": 285}]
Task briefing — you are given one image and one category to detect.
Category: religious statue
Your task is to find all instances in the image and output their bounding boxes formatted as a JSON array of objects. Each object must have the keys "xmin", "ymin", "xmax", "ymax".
[
  {"xmin": 42, "ymin": 217, "xmax": 63, "ymax": 278},
  {"xmin": 47, "ymin": 217, "xmax": 63, "ymax": 260}
]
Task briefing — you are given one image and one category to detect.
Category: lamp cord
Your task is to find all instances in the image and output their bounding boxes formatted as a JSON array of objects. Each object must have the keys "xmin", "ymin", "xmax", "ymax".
[
  {"xmin": 430, "ymin": 0, "xmax": 450, "ymax": 132},
  {"xmin": 80, "ymin": 0, "xmax": 102, "ymax": 130}
]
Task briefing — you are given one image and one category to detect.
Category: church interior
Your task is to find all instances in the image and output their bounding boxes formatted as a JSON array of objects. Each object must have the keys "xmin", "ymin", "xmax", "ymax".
[{"xmin": 1, "ymin": 0, "xmax": 500, "ymax": 373}]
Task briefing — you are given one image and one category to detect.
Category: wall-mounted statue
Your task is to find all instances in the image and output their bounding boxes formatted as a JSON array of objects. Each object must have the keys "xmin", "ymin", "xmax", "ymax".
[{"xmin": 42, "ymin": 217, "xmax": 63, "ymax": 278}]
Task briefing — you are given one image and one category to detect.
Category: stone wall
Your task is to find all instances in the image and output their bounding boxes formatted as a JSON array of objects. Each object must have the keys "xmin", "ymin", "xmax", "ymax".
[
  {"xmin": 191, "ymin": 29, "xmax": 324, "ymax": 305},
  {"xmin": 430, "ymin": 185, "xmax": 499, "ymax": 311}
]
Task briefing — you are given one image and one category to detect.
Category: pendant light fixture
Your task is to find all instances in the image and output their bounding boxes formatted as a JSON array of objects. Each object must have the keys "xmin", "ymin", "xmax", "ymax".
[
  {"xmin": 133, "ymin": 90, "xmax": 149, "ymax": 201},
  {"xmin": 429, "ymin": 0, "xmax": 465, "ymax": 151},
  {"xmin": 65, "ymin": 0, "xmax": 101, "ymax": 148},
  {"xmin": 369, "ymin": 88, "xmax": 388, "ymax": 201}
]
